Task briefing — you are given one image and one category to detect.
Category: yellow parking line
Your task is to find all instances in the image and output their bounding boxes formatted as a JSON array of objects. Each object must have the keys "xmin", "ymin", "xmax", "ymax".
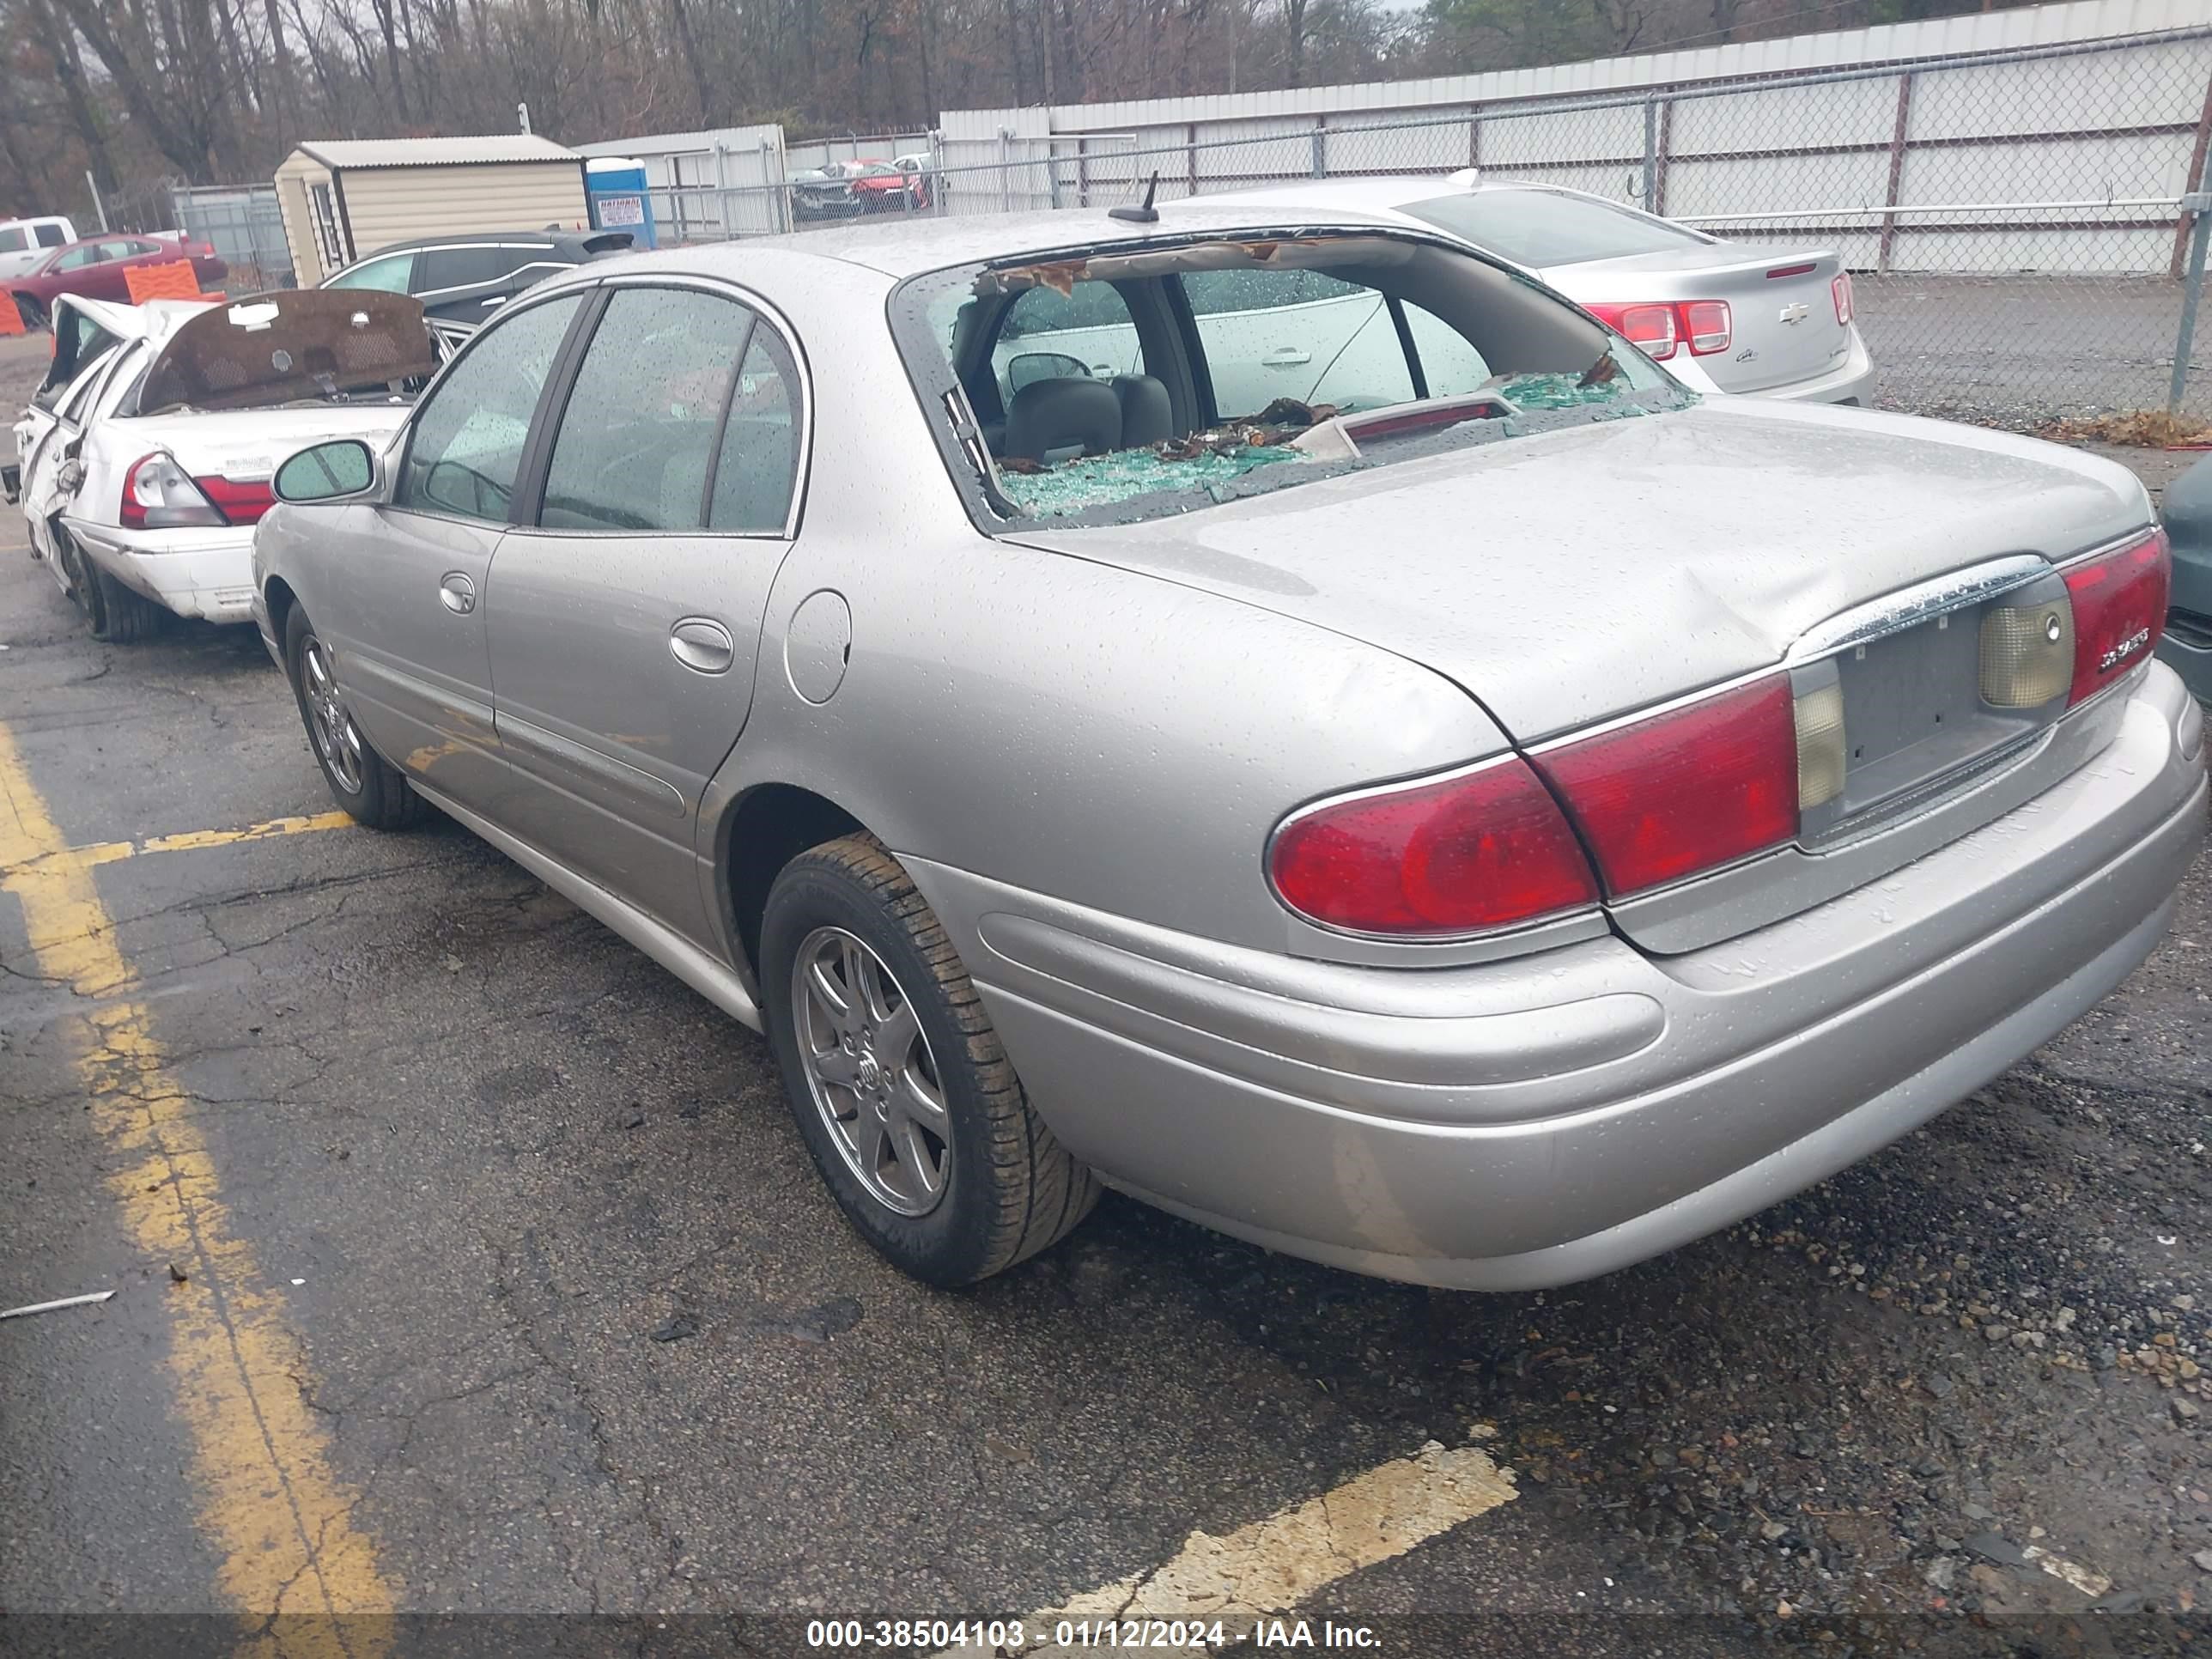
[
  {"xmin": 1, "ymin": 808, "xmax": 354, "ymax": 880},
  {"xmin": 0, "ymin": 723, "xmax": 393, "ymax": 1649},
  {"xmin": 956, "ymin": 1440, "xmax": 1516, "ymax": 1654}
]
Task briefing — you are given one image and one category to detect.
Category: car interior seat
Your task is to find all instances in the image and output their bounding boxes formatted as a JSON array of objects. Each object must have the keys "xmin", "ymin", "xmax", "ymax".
[
  {"xmin": 1001, "ymin": 377, "xmax": 1121, "ymax": 464},
  {"xmin": 1111, "ymin": 374, "xmax": 1173, "ymax": 447}
]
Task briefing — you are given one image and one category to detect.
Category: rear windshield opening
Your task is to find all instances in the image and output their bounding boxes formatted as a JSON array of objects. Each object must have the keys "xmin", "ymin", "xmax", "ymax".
[{"xmin": 895, "ymin": 231, "xmax": 1692, "ymax": 527}]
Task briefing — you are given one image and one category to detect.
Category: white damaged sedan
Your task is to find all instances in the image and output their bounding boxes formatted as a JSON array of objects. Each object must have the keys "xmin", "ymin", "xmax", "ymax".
[{"xmin": 13, "ymin": 289, "xmax": 437, "ymax": 641}]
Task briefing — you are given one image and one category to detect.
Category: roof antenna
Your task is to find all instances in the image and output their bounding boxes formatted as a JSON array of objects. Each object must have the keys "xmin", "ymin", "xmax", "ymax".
[{"xmin": 1110, "ymin": 172, "xmax": 1160, "ymax": 224}]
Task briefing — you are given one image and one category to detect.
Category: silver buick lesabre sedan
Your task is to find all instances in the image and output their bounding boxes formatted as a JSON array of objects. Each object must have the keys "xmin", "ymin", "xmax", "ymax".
[{"xmin": 251, "ymin": 205, "xmax": 2206, "ymax": 1291}]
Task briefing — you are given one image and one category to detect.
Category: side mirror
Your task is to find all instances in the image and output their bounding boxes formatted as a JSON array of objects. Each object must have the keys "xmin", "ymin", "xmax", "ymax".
[{"xmin": 273, "ymin": 438, "xmax": 379, "ymax": 504}]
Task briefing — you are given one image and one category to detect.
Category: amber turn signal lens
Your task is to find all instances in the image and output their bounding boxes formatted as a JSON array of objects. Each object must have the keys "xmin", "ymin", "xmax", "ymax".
[
  {"xmin": 1979, "ymin": 599, "xmax": 2074, "ymax": 709},
  {"xmin": 1792, "ymin": 681, "xmax": 1847, "ymax": 809}
]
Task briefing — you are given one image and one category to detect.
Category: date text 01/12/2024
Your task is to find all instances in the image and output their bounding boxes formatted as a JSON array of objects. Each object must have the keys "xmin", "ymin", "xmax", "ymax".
[{"xmin": 801, "ymin": 1618, "xmax": 1384, "ymax": 1649}]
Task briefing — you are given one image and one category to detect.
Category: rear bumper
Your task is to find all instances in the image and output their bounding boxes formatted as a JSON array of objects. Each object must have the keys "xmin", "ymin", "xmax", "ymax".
[
  {"xmin": 1674, "ymin": 326, "xmax": 1875, "ymax": 407},
  {"xmin": 908, "ymin": 665, "xmax": 2204, "ymax": 1290},
  {"xmin": 63, "ymin": 519, "xmax": 258, "ymax": 623}
]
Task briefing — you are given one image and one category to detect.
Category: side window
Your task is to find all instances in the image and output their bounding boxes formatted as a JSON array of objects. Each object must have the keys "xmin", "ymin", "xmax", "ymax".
[
  {"xmin": 33, "ymin": 313, "xmax": 122, "ymax": 411},
  {"xmin": 34, "ymin": 222, "xmax": 67, "ymax": 247},
  {"xmin": 709, "ymin": 327, "xmax": 799, "ymax": 533},
  {"xmin": 1180, "ymin": 267, "xmax": 1413, "ymax": 417},
  {"xmin": 992, "ymin": 281, "xmax": 1140, "ymax": 406},
  {"xmin": 419, "ymin": 246, "xmax": 513, "ymax": 292},
  {"xmin": 57, "ymin": 345, "xmax": 125, "ymax": 423},
  {"xmin": 1403, "ymin": 302, "xmax": 1494, "ymax": 398},
  {"xmin": 55, "ymin": 245, "xmax": 101, "ymax": 270},
  {"xmin": 396, "ymin": 292, "xmax": 583, "ymax": 522},
  {"xmin": 0, "ymin": 228, "xmax": 26, "ymax": 255},
  {"xmin": 539, "ymin": 287, "xmax": 755, "ymax": 532},
  {"xmin": 307, "ymin": 184, "xmax": 345, "ymax": 273},
  {"xmin": 329, "ymin": 253, "xmax": 415, "ymax": 293},
  {"xmin": 119, "ymin": 238, "xmax": 160, "ymax": 258}
]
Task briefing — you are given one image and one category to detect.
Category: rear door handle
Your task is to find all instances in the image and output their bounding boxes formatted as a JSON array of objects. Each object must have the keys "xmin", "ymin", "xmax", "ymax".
[
  {"xmin": 669, "ymin": 616, "xmax": 735, "ymax": 675},
  {"xmin": 1263, "ymin": 347, "xmax": 1313, "ymax": 367},
  {"xmin": 439, "ymin": 572, "xmax": 476, "ymax": 614}
]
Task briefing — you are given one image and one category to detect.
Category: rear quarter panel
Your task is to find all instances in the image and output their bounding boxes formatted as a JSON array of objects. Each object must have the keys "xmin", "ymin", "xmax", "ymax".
[{"xmin": 696, "ymin": 247, "xmax": 1510, "ymax": 958}]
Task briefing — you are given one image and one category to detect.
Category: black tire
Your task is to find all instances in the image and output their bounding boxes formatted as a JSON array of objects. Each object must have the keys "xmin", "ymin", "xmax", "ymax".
[
  {"xmin": 89, "ymin": 562, "xmax": 163, "ymax": 643},
  {"xmin": 49, "ymin": 525, "xmax": 104, "ymax": 632},
  {"xmin": 761, "ymin": 835, "xmax": 1098, "ymax": 1285},
  {"xmin": 283, "ymin": 605, "xmax": 421, "ymax": 830}
]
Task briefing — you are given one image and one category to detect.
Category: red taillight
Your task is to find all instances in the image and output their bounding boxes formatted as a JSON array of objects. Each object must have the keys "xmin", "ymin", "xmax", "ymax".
[
  {"xmin": 1832, "ymin": 271, "xmax": 1855, "ymax": 326},
  {"xmin": 1587, "ymin": 301, "xmax": 1730, "ymax": 360},
  {"xmin": 1586, "ymin": 302, "xmax": 1678, "ymax": 362},
  {"xmin": 1533, "ymin": 676, "xmax": 1799, "ymax": 898},
  {"xmin": 1682, "ymin": 300, "xmax": 1731, "ymax": 356},
  {"xmin": 1267, "ymin": 757, "xmax": 1600, "ymax": 936},
  {"xmin": 194, "ymin": 474, "xmax": 275, "ymax": 525},
  {"xmin": 2063, "ymin": 529, "xmax": 2170, "ymax": 706},
  {"xmin": 120, "ymin": 451, "xmax": 225, "ymax": 529}
]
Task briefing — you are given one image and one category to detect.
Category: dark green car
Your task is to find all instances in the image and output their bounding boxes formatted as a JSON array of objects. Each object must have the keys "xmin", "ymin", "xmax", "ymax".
[{"xmin": 2161, "ymin": 456, "xmax": 2212, "ymax": 702}]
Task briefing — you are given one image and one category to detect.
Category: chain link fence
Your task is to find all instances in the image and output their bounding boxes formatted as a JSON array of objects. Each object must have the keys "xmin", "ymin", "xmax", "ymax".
[
  {"xmin": 168, "ymin": 183, "xmax": 295, "ymax": 291},
  {"xmin": 645, "ymin": 25, "xmax": 2212, "ymax": 430}
]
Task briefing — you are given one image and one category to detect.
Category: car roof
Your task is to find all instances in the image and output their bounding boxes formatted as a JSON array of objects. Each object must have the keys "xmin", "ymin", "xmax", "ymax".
[
  {"xmin": 1195, "ymin": 175, "xmax": 1570, "ymax": 214},
  {"xmin": 652, "ymin": 203, "xmax": 1414, "ymax": 280},
  {"xmin": 44, "ymin": 233, "xmax": 149, "ymax": 256},
  {"xmin": 349, "ymin": 231, "xmax": 580, "ymax": 259}
]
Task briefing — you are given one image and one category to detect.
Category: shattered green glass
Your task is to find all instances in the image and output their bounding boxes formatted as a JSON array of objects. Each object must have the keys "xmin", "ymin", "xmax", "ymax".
[
  {"xmin": 1491, "ymin": 372, "xmax": 1644, "ymax": 411},
  {"xmin": 997, "ymin": 446, "xmax": 1304, "ymax": 518}
]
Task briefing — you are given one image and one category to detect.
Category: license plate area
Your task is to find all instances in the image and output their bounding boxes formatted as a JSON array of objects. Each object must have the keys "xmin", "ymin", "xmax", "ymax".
[{"xmin": 1795, "ymin": 571, "xmax": 2071, "ymax": 843}]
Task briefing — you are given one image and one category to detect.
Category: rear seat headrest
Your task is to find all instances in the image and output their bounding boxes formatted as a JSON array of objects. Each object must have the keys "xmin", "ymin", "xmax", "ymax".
[
  {"xmin": 1003, "ymin": 376, "xmax": 1121, "ymax": 463},
  {"xmin": 1112, "ymin": 374, "xmax": 1172, "ymax": 447}
]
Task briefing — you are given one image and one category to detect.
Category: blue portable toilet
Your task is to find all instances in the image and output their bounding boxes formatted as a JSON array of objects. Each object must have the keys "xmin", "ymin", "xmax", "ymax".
[{"xmin": 585, "ymin": 156, "xmax": 656, "ymax": 248}]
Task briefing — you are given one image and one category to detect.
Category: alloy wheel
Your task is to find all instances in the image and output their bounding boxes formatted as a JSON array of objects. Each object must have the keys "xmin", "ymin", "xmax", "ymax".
[
  {"xmin": 299, "ymin": 633, "xmax": 365, "ymax": 794},
  {"xmin": 790, "ymin": 925, "xmax": 951, "ymax": 1217}
]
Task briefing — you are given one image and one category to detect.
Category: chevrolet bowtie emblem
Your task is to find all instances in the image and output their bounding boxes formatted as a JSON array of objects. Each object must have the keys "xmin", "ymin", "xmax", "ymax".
[{"xmin": 1778, "ymin": 302, "xmax": 1810, "ymax": 325}]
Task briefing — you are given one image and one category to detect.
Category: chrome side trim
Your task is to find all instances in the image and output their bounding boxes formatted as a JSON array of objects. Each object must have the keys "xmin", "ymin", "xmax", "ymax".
[
  {"xmin": 410, "ymin": 778, "xmax": 763, "ymax": 1032},
  {"xmin": 1787, "ymin": 553, "xmax": 2052, "ymax": 663},
  {"xmin": 1525, "ymin": 660, "xmax": 1788, "ymax": 755}
]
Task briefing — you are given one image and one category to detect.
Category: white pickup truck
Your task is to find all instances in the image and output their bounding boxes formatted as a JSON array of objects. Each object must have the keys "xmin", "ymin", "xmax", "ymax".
[{"xmin": 0, "ymin": 216, "xmax": 76, "ymax": 282}]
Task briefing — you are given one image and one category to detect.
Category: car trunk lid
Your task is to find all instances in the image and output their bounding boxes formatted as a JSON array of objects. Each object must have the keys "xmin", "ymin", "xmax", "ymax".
[
  {"xmin": 1006, "ymin": 400, "xmax": 2151, "ymax": 951},
  {"xmin": 1552, "ymin": 244, "xmax": 1850, "ymax": 394},
  {"xmin": 137, "ymin": 288, "xmax": 437, "ymax": 415}
]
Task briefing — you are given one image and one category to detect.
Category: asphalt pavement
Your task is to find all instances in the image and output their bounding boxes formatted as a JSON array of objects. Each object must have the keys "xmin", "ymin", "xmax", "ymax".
[
  {"xmin": 3, "ymin": 329, "xmax": 2212, "ymax": 1659},
  {"xmin": 1856, "ymin": 274, "xmax": 2208, "ymax": 428}
]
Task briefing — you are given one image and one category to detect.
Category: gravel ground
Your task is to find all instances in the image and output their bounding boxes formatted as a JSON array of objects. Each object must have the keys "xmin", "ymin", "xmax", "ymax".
[
  {"xmin": 2, "ymin": 327, "xmax": 2209, "ymax": 1657},
  {"xmin": 1861, "ymin": 274, "xmax": 2212, "ymax": 430}
]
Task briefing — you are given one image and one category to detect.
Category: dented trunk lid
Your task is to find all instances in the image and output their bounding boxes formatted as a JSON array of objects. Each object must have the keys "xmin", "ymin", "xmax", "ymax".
[{"xmin": 1005, "ymin": 398, "xmax": 2148, "ymax": 744}]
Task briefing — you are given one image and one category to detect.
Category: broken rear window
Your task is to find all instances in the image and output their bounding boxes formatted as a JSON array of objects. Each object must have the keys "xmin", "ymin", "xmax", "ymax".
[{"xmin": 893, "ymin": 230, "xmax": 1691, "ymax": 529}]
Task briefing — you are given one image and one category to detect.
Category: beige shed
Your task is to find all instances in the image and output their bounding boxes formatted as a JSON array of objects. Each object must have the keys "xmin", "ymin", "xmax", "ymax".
[{"xmin": 273, "ymin": 135, "xmax": 590, "ymax": 286}]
